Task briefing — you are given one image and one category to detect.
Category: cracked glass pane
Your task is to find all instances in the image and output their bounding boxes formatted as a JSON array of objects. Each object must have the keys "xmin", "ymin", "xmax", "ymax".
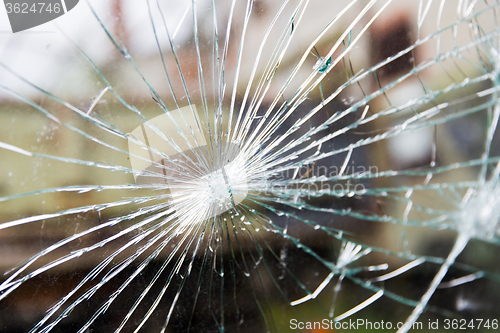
[{"xmin": 0, "ymin": 0, "xmax": 499, "ymax": 332}]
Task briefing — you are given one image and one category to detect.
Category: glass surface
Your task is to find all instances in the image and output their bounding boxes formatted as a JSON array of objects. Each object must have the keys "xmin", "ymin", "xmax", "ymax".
[{"xmin": 0, "ymin": 1, "xmax": 499, "ymax": 332}]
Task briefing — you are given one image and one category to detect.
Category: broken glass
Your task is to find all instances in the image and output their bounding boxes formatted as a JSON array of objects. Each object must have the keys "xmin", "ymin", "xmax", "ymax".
[{"xmin": 0, "ymin": 0, "xmax": 499, "ymax": 332}]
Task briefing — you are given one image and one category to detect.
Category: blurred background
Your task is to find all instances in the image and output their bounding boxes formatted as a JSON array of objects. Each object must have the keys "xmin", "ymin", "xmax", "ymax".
[{"xmin": 1, "ymin": 0, "xmax": 500, "ymax": 332}]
